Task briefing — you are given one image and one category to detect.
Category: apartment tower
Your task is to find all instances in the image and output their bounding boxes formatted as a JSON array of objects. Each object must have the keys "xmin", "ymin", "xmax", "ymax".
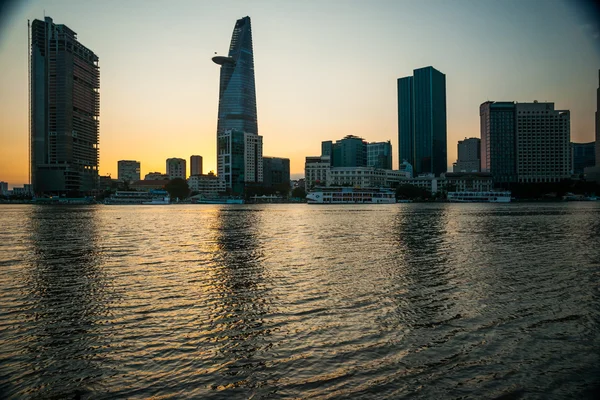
[{"xmin": 30, "ymin": 17, "xmax": 100, "ymax": 194}]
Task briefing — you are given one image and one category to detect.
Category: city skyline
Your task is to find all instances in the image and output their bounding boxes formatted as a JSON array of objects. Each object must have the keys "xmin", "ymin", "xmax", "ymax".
[{"xmin": 1, "ymin": 0, "xmax": 600, "ymax": 187}]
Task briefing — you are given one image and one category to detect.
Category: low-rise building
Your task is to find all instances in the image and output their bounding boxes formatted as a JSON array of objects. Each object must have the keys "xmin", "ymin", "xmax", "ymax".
[
  {"xmin": 443, "ymin": 172, "xmax": 493, "ymax": 192},
  {"xmin": 188, "ymin": 174, "xmax": 226, "ymax": 196},
  {"xmin": 130, "ymin": 180, "xmax": 170, "ymax": 191},
  {"xmin": 327, "ymin": 167, "xmax": 410, "ymax": 188},
  {"xmin": 305, "ymin": 155, "xmax": 331, "ymax": 189},
  {"xmin": 145, "ymin": 172, "xmax": 169, "ymax": 180}
]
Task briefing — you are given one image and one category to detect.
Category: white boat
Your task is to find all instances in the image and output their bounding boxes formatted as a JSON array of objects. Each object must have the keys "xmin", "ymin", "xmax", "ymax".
[
  {"xmin": 105, "ymin": 189, "xmax": 170, "ymax": 205},
  {"xmin": 306, "ymin": 187, "xmax": 396, "ymax": 204},
  {"xmin": 447, "ymin": 191, "xmax": 511, "ymax": 203}
]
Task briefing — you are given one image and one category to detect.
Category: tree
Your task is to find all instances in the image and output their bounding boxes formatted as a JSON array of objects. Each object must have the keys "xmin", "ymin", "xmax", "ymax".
[
  {"xmin": 165, "ymin": 178, "xmax": 190, "ymax": 201},
  {"xmin": 395, "ymin": 184, "xmax": 431, "ymax": 200},
  {"xmin": 291, "ymin": 187, "xmax": 306, "ymax": 199}
]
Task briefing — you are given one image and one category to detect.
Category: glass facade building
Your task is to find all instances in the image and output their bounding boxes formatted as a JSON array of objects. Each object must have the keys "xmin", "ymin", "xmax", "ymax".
[
  {"xmin": 571, "ymin": 142, "xmax": 595, "ymax": 175},
  {"xmin": 397, "ymin": 66, "xmax": 447, "ymax": 176},
  {"xmin": 324, "ymin": 135, "xmax": 367, "ymax": 168},
  {"xmin": 367, "ymin": 141, "xmax": 392, "ymax": 169},
  {"xmin": 30, "ymin": 17, "xmax": 100, "ymax": 194},
  {"xmin": 480, "ymin": 102, "xmax": 517, "ymax": 184},
  {"xmin": 213, "ymin": 16, "xmax": 261, "ymax": 194}
]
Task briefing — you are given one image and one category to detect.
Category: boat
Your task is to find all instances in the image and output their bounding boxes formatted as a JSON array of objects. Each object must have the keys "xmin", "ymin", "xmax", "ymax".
[
  {"xmin": 105, "ymin": 189, "xmax": 170, "ymax": 205},
  {"xmin": 306, "ymin": 187, "xmax": 396, "ymax": 204},
  {"xmin": 191, "ymin": 194, "xmax": 245, "ymax": 204},
  {"xmin": 447, "ymin": 191, "xmax": 511, "ymax": 203}
]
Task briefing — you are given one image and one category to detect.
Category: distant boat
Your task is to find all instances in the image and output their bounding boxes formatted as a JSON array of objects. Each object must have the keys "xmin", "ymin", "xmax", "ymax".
[
  {"xmin": 306, "ymin": 187, "xmax": 396, "ymax": 204},
  {"xmin": 193, "ymin": 197, "xmax": 244, "ymax": 204},
  {"xmin": 105, "ymin": 190, "xmax": 170, "ymax": 205},
  {"xmin": 447, "ymin": 191, "xmax": 511, "ymax": 203}
]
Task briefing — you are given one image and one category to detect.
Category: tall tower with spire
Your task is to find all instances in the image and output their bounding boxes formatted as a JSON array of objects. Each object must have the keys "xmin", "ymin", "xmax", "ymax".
[{"xmin": 213, "ymin": 17, "xmax": 262, "ymax": 194}]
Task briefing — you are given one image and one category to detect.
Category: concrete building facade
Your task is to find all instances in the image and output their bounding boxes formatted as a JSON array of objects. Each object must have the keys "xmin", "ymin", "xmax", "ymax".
[
  {"xmin": 453, "ymin": 138, "xmax": 480, "ymax": 172},
  {"xmin": 30, "ymin": 17, "xmax": 100, "ymax": 194},
  {"xmin": 187, "ymin": 173, "xmax": 226, "ymax": 195},
  {"xmin": 305, "ymin": 156, "xmax": 331, "ymax": 189},
  {"xmin": 515, "ymin": 102, "xmax": 570, "ymax": 183},
  {"xmin": 166, "ymin": 158, "xmax": 186, "ymax": 180},
  {"xmin": 117, "ymin": 160, "xmax": 140, "ymax": 183},
  {"xmin": 190, "ymin": 155, "xmax": 203, "ymax": 176}
]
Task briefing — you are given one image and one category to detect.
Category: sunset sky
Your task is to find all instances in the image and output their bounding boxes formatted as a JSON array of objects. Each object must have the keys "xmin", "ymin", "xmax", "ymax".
[{"xmin": 1, "ymin": 0, "xmax": 599, "ymax": 187}]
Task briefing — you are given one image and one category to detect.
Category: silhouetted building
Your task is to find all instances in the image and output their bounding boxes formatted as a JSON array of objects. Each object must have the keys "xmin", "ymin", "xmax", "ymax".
[
  {"xmin": 190, "ymin": 155, "xmax": 203, "ymax": 176},
  {"xmin": 263, "ymin": 157, "xmax": 290, "ymax": 188},
  {"xmin": 367, "ymin": 141, "xmax": 393, "ymax": 169},
  {"xmin": 213, "ymin": 16, "xmax": 262, "ymax": 194},
  {"xmin": 166, "ymin": 158, "xmax": 186, "ymax": 180},
  {"xmin": 0, "ymin": 181, "xmax": 8, "ymax": 195},
  {"xmin": 322, "ymin": 135, "xmax": 367, "ymax": 167},
  {"xmin": 453, "ymin": 138, "xmax": 481, "ymax": 172},
  {"xmin": 398, "ymin": 66, "xmax": 447, "ymax": 176},
  {"xmin": 585, "ymin": 70, "xmax": 600, "ymax": 182},
  {"xmin": 571, "ymin": 142, "xmax": 595, "ymax": 175},
  {"xmin": 145, "ymin": 172, "xmax": 169, "ymax": 180},
  {"xmin": 480, "ymin": 101, "xmax": 517, "ymax": 184},
  {"xmin": 118, "ymin": 160, "xmax": 140, "ymax": 183},
  {"xmin": 30, "ymin": 17, "xmax": 100, "ymax": 194}
]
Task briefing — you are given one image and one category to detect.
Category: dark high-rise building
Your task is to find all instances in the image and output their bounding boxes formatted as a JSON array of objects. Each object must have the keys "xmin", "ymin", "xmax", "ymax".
[
  {"xmin": 397, "ymin": 66, "xmax": 447, "ymax": 176},
  {"xmin": 596, "ymin": 70, "xmax": 600, "ymax": 165},
  {"xmin": 480, "ymin": 102, "xmax": 517, "ymax": 184},
  {"xmin": 323, "ymin": 135, "xmax": 367, "ymax": 168},
  {"xmin": 118, "ymin": 160, "xmax": 140, "ymax": 183},
  {"xmin": 213, "ymin": 16, "xmax": 262, "ymax": 194},
  {"xmin": 263, "ymin": 157, "xmax": 290, "ymax": 189},
  {"xmin": 571, "ymin": 142, "xmax": 595, "ymax": 175},
  {"xmin": 453, "ymin": 137, "xmax": 481, "ymax": 172},
  {"xmin": 30, "ymin": 17, "xmax": 100, "ymax": 194}
]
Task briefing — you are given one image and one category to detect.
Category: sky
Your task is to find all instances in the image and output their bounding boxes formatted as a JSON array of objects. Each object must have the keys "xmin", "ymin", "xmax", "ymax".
[{"xmin": 1, "ymin": 0, "xmax": 599, "ymax": 187}]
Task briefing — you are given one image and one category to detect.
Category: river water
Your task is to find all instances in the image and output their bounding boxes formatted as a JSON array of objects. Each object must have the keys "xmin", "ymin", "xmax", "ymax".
[{"xmin": 0, "ymin": 203, "xmax": 599, "ymax": 399}]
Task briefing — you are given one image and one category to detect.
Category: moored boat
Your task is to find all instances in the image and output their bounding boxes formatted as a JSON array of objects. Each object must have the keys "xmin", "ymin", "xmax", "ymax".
[
  {"xmin": 447, "ymin": 191, "xmax": 511, "ymax": 203},
  {"xmin": 306, "ymin": 187, "xmax": 396, "ymax": 204}
]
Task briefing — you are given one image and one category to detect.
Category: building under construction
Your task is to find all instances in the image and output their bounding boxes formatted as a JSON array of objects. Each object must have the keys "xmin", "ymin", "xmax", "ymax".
[{"xmin": 30, "ymin": 16, "xmax": 100, "ymax": 194}]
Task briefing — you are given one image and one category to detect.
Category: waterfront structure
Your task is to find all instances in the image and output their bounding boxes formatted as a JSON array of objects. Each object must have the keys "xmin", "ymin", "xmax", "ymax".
[
  {"xmin": 217, "ymin": 129, "xmax": 263, "ymax": 194},
  {"xmin": 30, "ymin": 17, "xmax": 100, "ymax": 194},
  {"xmin": 263, "ymin": 157, "xmax": 290, "ymax": 189},
  {"xmin": 327, "ymin": 167, "xmax": 409, "ymax": 188},
  {"xmin": 145, "ymin": 172, "xmax": 169, "ymax": 180},
  {"xmin": 306, "ymin": 187, "xmax": 396, "ymax": 204},
  {"xmin": 481, "ymin": 101, "xmax": 571, "ymax": 184},
  {"xmin": 401, "ymin": 174, "xmax": 442, "ymax": 194},
  {"xmin": 515, "ymin": 102, "xmax": 570, "ymax": 183},
  {"xmin": 130, "ymin": 180, "xmax": 170, "ymax": 191},
  {"xmin": 190, "ymin": 155, "xmax": 203, "ymax": 176},
  {"xmin": 367, "ymin": 141, "xmax": 393, "ymax": 169},
  {"xmin": 398, "ymin": 66, "xmax": 447, "ymax": 176},
  {"xmin": 447, "ymin": 191, "xmax": 511, "ymax": 203},
  {"xmin": 453, "ymin": 138, "xmax": 481, "ymax": 172},
  {"xmin": 187, "ymin": 173, "xmax": 226, "ymax": 196},
  {"xmin": 213, "ymin": 17, "xmax": 262, "ymax": 194},
  {"xmin": 480, "ymin": 102, "xmax": 517, "ymax": 184},
  {"xmin": 444, "ymin": 172, "xmax": 493, "ymax": 192},
  {"xmin": 305, "ymin": 156, "xmax": 331, "ymax": 189},
  {"xmin": 117, "ymin": 160, "xmax": 140, "ymax": 183},
  {"xmin": 0, "ymin": 181, "xmax": 7, "ymax": 195},
  {"xmin": 166, "ymin": 158, "xmax": 186, "ymax": 180},
  {"xmin": 571, "ymin": 142, "xmax": 595, "ymax": 175}
]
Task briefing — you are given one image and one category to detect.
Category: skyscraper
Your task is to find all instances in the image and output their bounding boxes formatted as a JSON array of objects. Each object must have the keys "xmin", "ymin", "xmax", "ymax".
[
  {"xmin": 397, "ymin": 66, "xmax": 447, "ymax": 176},
  {"xmin": 596, "ymin": 69, "xmax": 600, "ymax": 166},
  {"xmin": 213, "ymin": 16, "xmax": 262, "ymax": 194},
  {"xmin": 30, "ymin": 17, "xmax": 100, "ymax": 194},
  {"xmin": 481, "ymin": 101, "xmax": 571, "ymax": 184},
  {"xmin": 190, "ymin": 155, "xmax": 203, "ymax": 176}
]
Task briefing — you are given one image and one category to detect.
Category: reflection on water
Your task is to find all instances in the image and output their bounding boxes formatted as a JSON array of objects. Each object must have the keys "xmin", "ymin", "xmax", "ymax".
[{"xmin": 0, "ymin": 203, "xmax": 599, "ymax": 399}]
